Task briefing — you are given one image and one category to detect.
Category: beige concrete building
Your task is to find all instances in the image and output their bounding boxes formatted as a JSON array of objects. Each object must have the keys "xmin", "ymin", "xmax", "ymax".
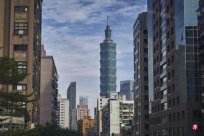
[
  {"xmin": 0, "ymin": 0, "xmax": 42, "ymax": 127},
  {"xmin": 40, "ymin": 46, "xmax": 58, "ymax": 125}
]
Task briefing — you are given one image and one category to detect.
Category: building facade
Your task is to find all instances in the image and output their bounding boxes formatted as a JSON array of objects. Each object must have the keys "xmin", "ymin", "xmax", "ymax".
[
  {"xmin": 198, "ymin": 0, "xmax": 204, "ymax": 130},
  {"xmin": 100, "ymin": 21, "xmax": 117, "ymax": 97},
  {"xmin": 71, "ymin": 109, "xmax": 78, "ymax": 130},
  {"xmin": 148, "ymin": 0, "xmax": 201, "ymax": 136},
  {"xmin": 133, "ymin": 12, "xmax": 149, "ymax": 136},
  {"xmin": 77, "ymin": 105, "xmax": 90, "ymax": 121},
  {"xmin": 77, "ymin": 116, "xmax": 95, "ymax": 136},
  {"xmin": 0, "ymin": 0, "xmax": 42, "ymax": 126},
  {"xmin": 80, "ymin": 96, "xmax": 88, "ymax": 106},
  {"xmin": 59, "ymin": 98, "xmax": 69, "ymax": 129},
  {"xmin": 102, "ymin": 92, "xmax": 133, "ymax": 136},
  {"xmin": 40, "ymin": 46, "xmax": 58, "ymax": 125},
  {"xmin": 102, "ymin": 98, "xmax": 120, "ymax": 136},
  {"xmin": 120, "ymin": 80, "xmax": 134, "ymax": 101},
  {"xmin": 96, "ymin": 96, "xmax": 109, "ymax": 136},
  {"xmin": 67, "ymin": 82, "xmax": 76, "ymax": 128}
]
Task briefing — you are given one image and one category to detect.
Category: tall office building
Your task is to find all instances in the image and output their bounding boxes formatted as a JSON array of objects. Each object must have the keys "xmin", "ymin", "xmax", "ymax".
[
  {"xmin": 0, "ymin": 0, "xmax": 42, "ymax": 126},
  {"xmin": 40, "ymin": 46, "xmax": 58, "ymax": 125},
  {"xmin": 59, "ymin": 98, "xmax": 69, "ymax": 129},
  {"xmin": 148, "ymin": 0, "xmax": 201, "ymax": 136},
  {"xmin": 67, "ymin": 82, "xmax": 76, "ymax": 127},
  {"xmin": 198, "ymin": 0, "xmax": 204, "ymax": 129},
  {"xmin": 133, "ymin": 12, "xmax": 149, "ymax": 136},
  {"xmin": 100, "ymin": 18, "xmax": 117, "ymax": 97},
  {"xmin": 79, "ymin": 96, "xmax": 88, "ymax": 106},
  {"xmin": 120, "ymin": 80, "xmax": 134, "ymax": 101}
]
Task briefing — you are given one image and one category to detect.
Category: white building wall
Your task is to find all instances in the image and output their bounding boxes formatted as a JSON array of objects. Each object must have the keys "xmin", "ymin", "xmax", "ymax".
[
  {"xmin": 59, "ymin": 99, "xmax": 69, "ymax": 128},
  {"xmin": 97, "ymin": 97, "xmax": 109, "ymax": 136},
  {"xmin": 110, "ymin": 100, "xmax": 120, "ymax": 135}
]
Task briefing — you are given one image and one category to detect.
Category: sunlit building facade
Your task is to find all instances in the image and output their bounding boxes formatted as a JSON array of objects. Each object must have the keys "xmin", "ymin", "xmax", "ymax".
[{"xmin": 0, "ymin": 0, "xmax": 42, "ymax": 128}]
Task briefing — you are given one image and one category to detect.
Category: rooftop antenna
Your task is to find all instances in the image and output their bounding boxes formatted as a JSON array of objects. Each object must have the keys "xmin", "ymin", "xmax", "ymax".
[{"xmin": 107, "ymin": 16, "xmax": 109, "ymax": 26}]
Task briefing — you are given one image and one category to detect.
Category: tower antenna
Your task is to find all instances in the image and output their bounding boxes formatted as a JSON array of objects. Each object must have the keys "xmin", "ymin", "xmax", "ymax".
[{"xmin": 107, "ymin": 16, "xmax": 109, "ymax": 26}]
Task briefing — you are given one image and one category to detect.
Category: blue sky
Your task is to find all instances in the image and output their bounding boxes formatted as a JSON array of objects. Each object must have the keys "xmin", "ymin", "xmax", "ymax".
[{"xmin": 42, "ymin": 0, "xmax": 147, "ymax": 116}]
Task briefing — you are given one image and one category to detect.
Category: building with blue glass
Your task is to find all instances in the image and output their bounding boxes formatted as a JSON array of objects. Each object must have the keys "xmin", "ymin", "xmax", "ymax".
[
  {"xmin": 148, "ymin": 0, "xmax": 201, "ymax": 136},
  {"xmin": 120, "ymin": 80, "xmax": 134, "ymax": 101},
  {"xmin": 67, "ymin": 82, "xmax": 76, "ymax": 128},
  {"xmin": 100, "ymin": 21, "xmax": 117, "ymax": 98}
]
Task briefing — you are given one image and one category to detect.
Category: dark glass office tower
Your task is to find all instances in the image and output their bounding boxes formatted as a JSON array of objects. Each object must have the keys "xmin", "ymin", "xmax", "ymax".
[
  {"xmin": 133, "ymin": 12, "xmax": 149, "ymax": 136},
  {"xmin": 67, "ymin": 82, "xmax": 76, "ymax": 128},
  {"xmin": 198, "ymin": 0, "xmax": 204, "ymax": 131},
  {"xmin": 148, "ymin": 0, "xmax": 201, "ymax": 136},
  {"xmin": 100, "ymin": 21, "xmax": 117, "ymax": 98}
]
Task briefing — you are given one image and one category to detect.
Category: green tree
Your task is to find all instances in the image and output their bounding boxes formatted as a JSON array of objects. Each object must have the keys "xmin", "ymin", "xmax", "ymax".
[
  {"xmin": 0, "ymin": 57, "xmax": 33, "ymax": 128},
  {"xmin": 0, "ymin": 124, "xmax": 82, "ymax": 136}
]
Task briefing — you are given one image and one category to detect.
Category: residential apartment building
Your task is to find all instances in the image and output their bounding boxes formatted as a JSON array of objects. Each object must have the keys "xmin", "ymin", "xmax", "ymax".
[
  {"xmin": 148, "ymin": 0, "xmax": 201, "ymax": 136},
  {"xmin": 67, "ymin": 82, "xmax": 76, "ymax": 127},
  {"xmin": 120, "ymin": 101, "xmax": 134, "ymax": 136},
  {"xmin": 100, "ymin": 20, "xmax": 117, "ymax": 98},
  {"xmin": 0, "ymin": 0, "xmax": 42, "ymax": 127},
  {"xmin": 40, "ymin": 46, "xmax": 58, "ymax": 125},
  {"xmin": 102, "ymin": 98, "xmax": 120, "ymax": 136},
  {"xmin": 59, "ymin": 98, "xmax": 69, "ymax": 129},
  {"xmin": 133, "ymin": 12, "xmax": 149, "ymax": 136},
  {"xmin": 77, "ymin": 105, "xmax": 90, "ymax": 121},
  {"xmin": 102, "ymin": 92, "xmax": 133, "ymax": 136},
  {"xmin": 120, "ymin": 80, "xmax": 134, "ymax": 101}
]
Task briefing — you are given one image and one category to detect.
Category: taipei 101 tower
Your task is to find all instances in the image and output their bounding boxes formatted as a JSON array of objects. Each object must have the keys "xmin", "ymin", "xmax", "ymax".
[{"xmin": 100, "ymin": 17, "xmax": 117, "ymax": 98}]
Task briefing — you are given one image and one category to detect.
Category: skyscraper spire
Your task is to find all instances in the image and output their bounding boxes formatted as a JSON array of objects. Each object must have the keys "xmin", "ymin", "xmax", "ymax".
[
  {"xmin": 107, "ymin": 16, "xmax": 109, "ymax": 26},
  {"xmin": 105, "ymin": 16, "xmax": 111, "ymax": 40}
]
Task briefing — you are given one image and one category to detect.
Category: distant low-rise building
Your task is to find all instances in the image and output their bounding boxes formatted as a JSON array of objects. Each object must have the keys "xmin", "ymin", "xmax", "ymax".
[
  {"xmin": 77, "ymin": 105, "xmax": 90, "ymax": 121},
  {"xmin": 78, "ymin": 116, "xmax": 95, "ymax": 136},
  {"xmin": 102, "ymin": 92, "xmax": 134, "ymax": 136}
]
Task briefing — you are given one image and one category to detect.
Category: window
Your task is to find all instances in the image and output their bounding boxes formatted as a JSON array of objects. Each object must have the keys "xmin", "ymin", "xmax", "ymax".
[
  {"xmin": 173, "ymin": 98, "xmax": 175, "ymax": 106},
  {"xmin": 177, "ymin": 97, "xmax": 180, "ymax": 105},
  {"xmin": 13, "ymin": 84, "xmax": 27, "ymax": 91},
  {"xmin": 15, "ymin": 6, "xmax": 28, "ymax": 12},
  {"xmin": 14, "ymin": 44, "xmax": 27, "ymax": 51},
  {"xmin": 14, "ymin": 22, "xmax": 28, "ymax": 35},
  {"xmin": 17, "ymin": 61, "xmax": 27, "ymax": 74}
]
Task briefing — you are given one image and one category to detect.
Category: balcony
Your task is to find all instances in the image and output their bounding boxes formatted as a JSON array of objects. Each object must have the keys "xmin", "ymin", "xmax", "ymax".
[
  {"xmin": 160, "ymin": 57, "xmax": 166, "ymax": 66},
  {"xmin": 160, "ymin": 82, "xmax": 167, "ymax": 91},
  {"xmin": 160, "ymin": 70, "xmax": 167, "ymax": 78},
  {"xmin": 161, "ymin": 94, "xmax": 167, "ymax": 103}
]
